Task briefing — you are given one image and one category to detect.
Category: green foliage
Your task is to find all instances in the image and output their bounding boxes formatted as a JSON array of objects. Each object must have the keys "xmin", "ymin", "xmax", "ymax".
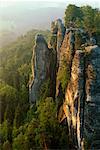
[
  {"xmin": 57, "ymin": 58, "xmax": 70, "ymax": 93},
  {"xmin": 12, "ymin": 133, "xmax": 29, "ymax": 150},
  {"xmin": 36, "ymin": 97, "xmax": 69, "ymax": 149},
  {"xmin": 0, "ymin": 82, "xmax": 18, "ymax": 143},
  {"xmin": 35, "ymin": 97, "xmax": 57, "ymax": 148},
  {"xmin": 12, "ymin": 119, "xmax": 38, "ymax": 150},
  {"xmin": 11, "ymin": 97, "xmax": 69, "ymax": 149},
  {"xmin": 84, "ymin": 138, "xmax": 91, "ymax": 150},
  {"xmin": 39, "ymin": 79, "xmax": 50, "ymax": 100},
  {"xmin": 64, "ymin": 4, "xmax": 83, "ymax": 27},
  {"xmin": 14, "ymin": 104, "xmax": 23, "ymax": 128},
  {"xmin": 94, "ymin": 10, "xmax": 100, "ymax": 32},
  {"xmin": 64, "ymin": 4, "xmax": 100, "ymax": 38},
  {"xmin": 0, "ymin": 121, "xmax": 8, "ymax": 143},
  {"xmin": 0, "ymin": 120, "xmax": 13, "ymax": 145},
  {"xmin": 3, "ymin": 140, "xmax": 11, "ymax": 150},
  {"xmin": 14, "ymin": 85, "xmax": 29, "ymax": 128},
  {"xmin": 81, "ymin": 6, "xmax": 96, "ymax": 33},
  {"xmin": 24, "ymin": 118, "xmax": 38, "ymax": 149},
  {"xmin": 0, "ymin": 82, "xmax": 17, "ymax": 124},
  {"xmin": 26, "ymin": 105, "xmax": 37, "ymax": 123},
  {"xmin": 0, "ymin": 29, "xmax": 50, "ymax": 148},
  {"xmin": 94, "ymin": 11, "xmax": 100, "ymax": 45},
  {"xmin": 18, "ymin": 63, "xmax": 31, "ymax": 86}
]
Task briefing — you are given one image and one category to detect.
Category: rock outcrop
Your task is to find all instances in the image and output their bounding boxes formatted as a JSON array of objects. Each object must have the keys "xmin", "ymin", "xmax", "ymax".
[
  {"xmin": 84, "ymin": 45, "xmax": 100, "ymax": 149},
  {"xmin": 29, "ymin": 34, "xmax": 50, "ymax": 102},
  {"xmin": 58, "ymin": 29, "xmax": 100, "ymax": 149},
  {"xmin": 49, "ymin": 19, "xmax": 65, "ymax": 68},
  {"xmin": 29, "ymin": 34, "xmax": 56, "ymax": 102},
  {"xmin": 64, "ymin": 50, "xmax": 85, "ymax": 149},
  {"xmin": 29, "ymin": 19, "xmax": 100, "ymax": 149},
  {"xmin": 56, "ymin": 30, "xmax": 76, "ymax": 108}
]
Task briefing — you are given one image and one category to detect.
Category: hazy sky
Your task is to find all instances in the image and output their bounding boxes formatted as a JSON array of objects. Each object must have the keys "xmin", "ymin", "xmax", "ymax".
[
  {"xmin": 0, "ymin": 0, "xmax": 100, "ymax": 8},
  {"xmin": 0, "ymin": 0, "xmax": 99, "ymax": 33}
]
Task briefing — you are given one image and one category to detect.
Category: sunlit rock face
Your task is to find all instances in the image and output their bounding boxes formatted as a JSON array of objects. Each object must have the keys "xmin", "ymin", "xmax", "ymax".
[
  {"xmin": 84, "ymin": 45, "xmax": 100, "ymax": 149},
  {"xmin": 57, "ymin": 27, "xmax": 100, "ymax": 149},
  {"xmin": 60, "ymin": 45, "xmax": 100, "ymax": 149},
  {"xmin": 64, "ymin": 50, "xmax": 85, "ymax": 149}
]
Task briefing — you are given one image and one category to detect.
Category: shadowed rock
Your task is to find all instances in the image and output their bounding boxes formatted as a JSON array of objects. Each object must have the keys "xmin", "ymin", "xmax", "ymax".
[
  {"xmin": 49, "ymin": 19, "xmax": 65, "ymax": 67},
  {"xmin": 84, "ymin": 45, "xmax": 100, "ymax": 149}
]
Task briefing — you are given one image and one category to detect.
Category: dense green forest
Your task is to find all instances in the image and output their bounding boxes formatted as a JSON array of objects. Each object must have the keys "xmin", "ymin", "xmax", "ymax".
[
  {"xmin": 0, "ymin": 4, "xmax": 100, "ymax": 150},
  {"xmin": 64, "ymin": 5, "xmax": 100, "ymax": 45},
  {"xmin": 0, "ymin": 29, "xmax": 68, "ymax": 149}
]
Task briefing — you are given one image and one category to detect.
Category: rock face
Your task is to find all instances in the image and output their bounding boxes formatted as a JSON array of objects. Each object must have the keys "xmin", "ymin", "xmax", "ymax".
[
  {"xmin": 64, "ymin": 50, "xmax": 85, "ymax": 149},
  {"xmin": 56, "ymin": 19, "xmax": 66, "ymax": 64},
  {"xmin": 57, "ymin": 27, "xmax": 100, "ymax": 149},
  {"xmin": 59, "ymin": 33, "xmax": 100, "ymax": 149},
  {"xmin": 56, "ymin": 30, "xmax": 76, "ymax": 107},
  {"xmin": 84, "ymin": 45, "xmax": 100, "ymax": 149},
  {"xmin": 29, "ymin": 35, "xmax": 55, "ymax": 103},
  {"xmin": 29, "ymin": 34, "xmax": 57, "ymax": 103},
  {"xmin": 57, "ymin": 29, "xmax": 85, "ymax": 148},
  {"xmin": 29, "ymin": 19, "xmax": 100, "ymax": 149},
  {"xmin": 29, "ymin": 34, "xmax": 51, "ymax": 103},
  {"xmin": 49, "ymin": 19, "xmax": 65, "ymax": 67}
]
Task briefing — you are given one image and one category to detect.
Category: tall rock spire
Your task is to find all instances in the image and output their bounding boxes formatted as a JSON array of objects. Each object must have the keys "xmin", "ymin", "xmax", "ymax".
[{"xmin": 29, "ymin": 34, "xmax": 50, "ymax": 103}]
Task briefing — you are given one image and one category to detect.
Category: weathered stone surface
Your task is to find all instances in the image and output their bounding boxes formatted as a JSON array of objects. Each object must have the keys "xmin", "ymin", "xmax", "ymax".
[
  {"xmin": 29, "ymin": 34, "xmax": 51, "ymax": 103},
  {"xmin": 29, "ymin": 34, "xmax": 57, "ymax": 103},
  {"xmin": 56, "ymin": 32, "xmax": 70, "ymax": 108},
  {"xmin": 64, "ymin": 50, "xmax": 85, "ymax": 149},
  {"xmin": 56, "ymin": 19, "xmax": 66, "ymax": 63},
  {"xmin": 49, "ymin": 19, "xmax": 65, "ymax": 67},
  {"xmin": 56, "ymin": 30, "xmax": 76, "ymax": 104},
  {"xmin": 59, "ymin": 45, "xmax": 100, "ymax": 149},
  {"xmin": 84, "ymin": 45, "xmax": 100, "ymax": 149},
  {"xmin": 29, "ymin": 19, "xmax": 100, "ymax": 149},
  {"xmin": 29, "ymin": 35, "xmax": 50, "ymax": 102},
  {"xmin": 57, "ymin": 27, "xmax": 100, "ymax": 149}
]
